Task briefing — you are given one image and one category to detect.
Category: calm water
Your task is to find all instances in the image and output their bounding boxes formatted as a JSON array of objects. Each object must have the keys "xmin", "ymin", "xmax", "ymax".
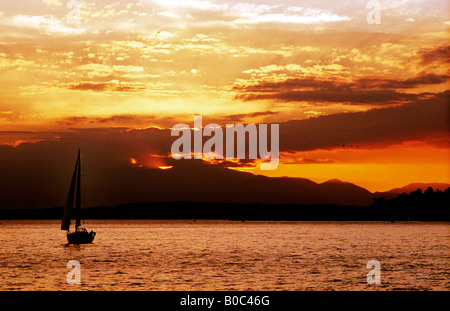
[{"xmin": 0, "ymin": 220, "xmax": 448, "ymax": 291}]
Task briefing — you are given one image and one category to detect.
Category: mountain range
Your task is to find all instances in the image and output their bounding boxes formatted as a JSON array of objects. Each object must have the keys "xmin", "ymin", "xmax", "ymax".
[
  {"xmin": 1, "ymin": 157, "xmax": 448, "ymax": 209},
  {"xmin": 62, "ymin": 160, "xmax": 450, "ymax": 208}
]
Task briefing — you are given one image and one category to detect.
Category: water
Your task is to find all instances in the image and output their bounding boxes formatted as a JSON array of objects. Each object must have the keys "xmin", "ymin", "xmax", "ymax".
[{"xmin": 0, "ymin": 220, "xmax": 448, "ymax": 291}]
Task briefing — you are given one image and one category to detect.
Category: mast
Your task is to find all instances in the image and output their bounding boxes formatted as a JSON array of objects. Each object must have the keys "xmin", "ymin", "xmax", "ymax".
[
  {"xmin": 61, "ymin": 151, "xmax": 79, "ymax": 231},
  {"xmin": 75, "ymin": 149, "xmax": 81, "ymax": 230}
]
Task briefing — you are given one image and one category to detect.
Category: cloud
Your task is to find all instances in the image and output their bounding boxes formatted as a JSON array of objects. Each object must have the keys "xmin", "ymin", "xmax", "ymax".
[
  {"xmin": 233, "ymin": 7, "xmax": 351, "ymax": 24},
  {"xmin": 356, "ymin": 73, "xmax": 449, "ymax": 89},
  {"xmin": 219, "ymin": 111, "xmax": 279, "ymax": 122},
  {"xmin": 10, "ymin": 14, "xmax": 85, "ymax": 35},
  {"xmin": 151, "ymin": 0, "xmax": 226, "ymax": 11},
  {"xmin": 237, "ymin": 89, "xmax": 425, "ymax": 105},
  {"xmin": 418, "ymin": 45, "xmax": 450, "ymax": 66},
  {"xmin": 233, "ymin": 72, "xmax": 448, "ymax": 105},
  {"xmin": 150, "ymin": 1, "xmax": 351, "ymax": 25},
  {"xmin": 57, "ymin": 115, "xmax": 157, "ymax": 127},
  {"xmin": 278, "ymin": 91, "xmax": 449, "ymax": 151},
  {"xmin": 278, "ymin": 152, "xmax": 339, "ymax": 164},
  {"xmin": 42, "ymin": 0, "xmax": 62, "ymax": 7},
  {"xmin": 68, "ymin": 82, "xmax": 109, "ymax": 92},
  {"xmin": 66, "ymin": 81, "xmax": 148, "ymax": 93}
]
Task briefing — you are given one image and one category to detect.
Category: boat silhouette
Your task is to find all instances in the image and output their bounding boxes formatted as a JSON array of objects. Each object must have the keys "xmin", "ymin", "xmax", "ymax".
[{"xmin": 61, "ymin": 149, "xmax": 96, "ymax": 244}]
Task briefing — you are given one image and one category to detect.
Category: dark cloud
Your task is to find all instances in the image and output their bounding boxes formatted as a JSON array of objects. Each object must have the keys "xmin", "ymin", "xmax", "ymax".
[
  {"xmin": 236, "ymin": 78, "xmax": 348, "ymax": 93},
  {"xmin": 58, "ymin": 115, "xmax": 156, "ymax": 126},
  {"xmin": 356, "ymin": 73, "xmax": 449, "ymax": 89},
  {"xmin": 67, "ymin": 82, "xmax": 147, "ymax": 93},
  {"xmin": 279, "ymin": 91, "xmax": 449, "ymax": 151},
  {"xmin": 68, "ymin": 82, "xmax": 108, "ymax": 92},
  {"xmin": 234, "ymin": 73, "xmax": 448, "ymax": 104},
  {"xmin": 0, "ymin": 130, "xmax": 33, "ymax": 134},
  {"xmin": 57, "ymin": 116, "xmax": 88, "ymax": 125},
  {"xmin": 3, "ymin": 90, "xmax": 447, "ymax": 159},
  {"xmin": 237, "ymin": 89, "xmax": 424, "ymax": 104},
  {"xmin": 418, "ymin": 45, "xmax": 450, "ymax": 66}
]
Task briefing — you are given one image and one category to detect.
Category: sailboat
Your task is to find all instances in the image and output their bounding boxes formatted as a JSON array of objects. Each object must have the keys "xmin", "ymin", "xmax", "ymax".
[{"xmin": 61, "ymin": 149, "xmax": 96, "ymax": 244}]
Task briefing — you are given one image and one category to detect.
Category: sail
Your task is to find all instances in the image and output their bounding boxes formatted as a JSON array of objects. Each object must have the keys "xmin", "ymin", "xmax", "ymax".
[
  {"xmin": 61, "ymin": 152, "xmax": 79, "ymax": 231},
  {"xmin": 75, "ymin": 150, "xmax": 81, "ymax": 229}
]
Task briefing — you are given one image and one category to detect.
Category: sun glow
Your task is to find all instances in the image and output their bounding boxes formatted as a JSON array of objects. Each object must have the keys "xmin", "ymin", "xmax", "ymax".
[
  {"xmin": 159, "ymin": 166, "xmax": 173, "ymax": 170},
  {"xmin": 129, "ymin": 157, "xmax": 138, "ymax": 165}
]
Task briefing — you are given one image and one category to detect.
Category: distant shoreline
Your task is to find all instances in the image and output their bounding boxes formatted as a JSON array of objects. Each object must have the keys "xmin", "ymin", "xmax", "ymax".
[{"xmin": 0, "ymin": 200, "xmax": 448, "ymax": 221}]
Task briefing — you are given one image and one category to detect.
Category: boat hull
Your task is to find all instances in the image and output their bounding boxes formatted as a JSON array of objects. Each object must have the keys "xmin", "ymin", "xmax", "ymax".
[{"xmin": 67, "ymin": 230, "xmax": 96, "ymax": 244}]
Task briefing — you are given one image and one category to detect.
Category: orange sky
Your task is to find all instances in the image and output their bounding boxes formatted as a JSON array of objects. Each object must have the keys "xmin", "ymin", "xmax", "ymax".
[{"xmin": 0, "ymin": 0, "xmax": 449, "ymax": 192}]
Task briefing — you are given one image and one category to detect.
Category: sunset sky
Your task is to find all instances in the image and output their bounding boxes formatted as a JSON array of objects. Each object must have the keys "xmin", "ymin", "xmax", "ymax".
[{"xmin": 0, "ymin": 0, "xmax": 449, "ymax": 198}]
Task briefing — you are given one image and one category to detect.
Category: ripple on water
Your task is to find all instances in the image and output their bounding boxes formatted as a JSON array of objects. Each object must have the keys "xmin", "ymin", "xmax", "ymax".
[{"xmin": 0, "ymin": 220, "xmax": 448, "ymax": 290}]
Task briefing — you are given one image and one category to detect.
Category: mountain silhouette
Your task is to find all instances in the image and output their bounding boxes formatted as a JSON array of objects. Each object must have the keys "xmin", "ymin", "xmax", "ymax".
[
  {"xmin": 79, "ymin": 160, "xmax": 376, "ymax": 207},
  {"xmin": 0, "ymin": 152, "xmax": 447, "ymax": 210},
  {"xmin": 385, "ymin": 183, "xmax": 450, "ymax": 194},
  {"xmin": 374, "ymin": 182, "xmax": 450, "ymax": 200}
]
